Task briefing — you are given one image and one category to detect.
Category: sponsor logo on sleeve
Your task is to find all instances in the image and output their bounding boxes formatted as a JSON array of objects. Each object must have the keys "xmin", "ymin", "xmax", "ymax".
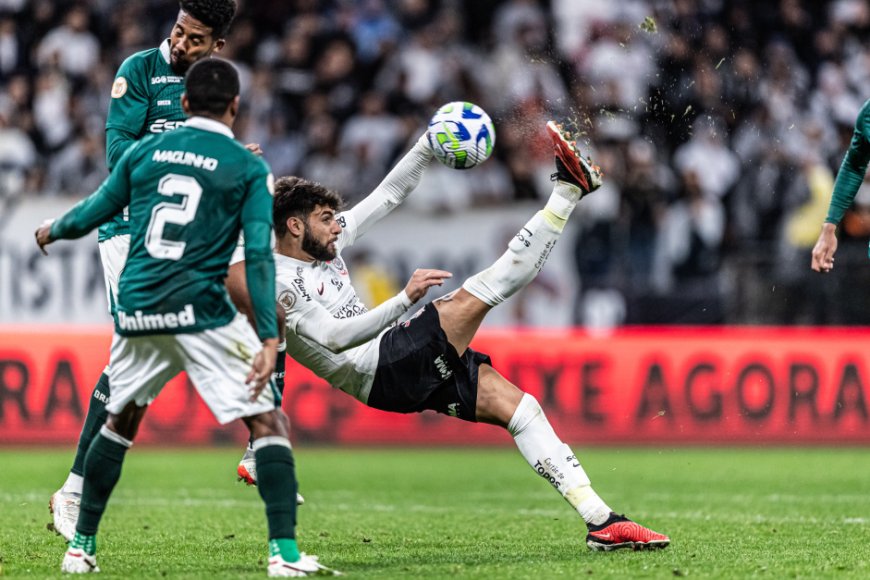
[
  {"xmin": 111, "ymin": 77, "xmax": 128, "ymax": 98},
  {"xmin": 291, "ymin": 278, "xmax": 312, "ymax": 302},
  {"xmin": 334, "ymin": 300, "xmax": 367, "ymax": 319},
  {"xmin": 277, "ymin": 289, "xmax": 297, "ymax": 313}
]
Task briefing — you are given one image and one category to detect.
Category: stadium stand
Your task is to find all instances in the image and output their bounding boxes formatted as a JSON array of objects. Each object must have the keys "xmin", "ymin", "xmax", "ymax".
[{"xmin": 2, "ymin": 0, "xmax": 870, "ymax": 325}]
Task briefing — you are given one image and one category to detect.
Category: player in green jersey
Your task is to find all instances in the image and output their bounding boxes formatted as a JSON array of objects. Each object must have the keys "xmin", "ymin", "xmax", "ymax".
[
  {"xmin": 37, "ymin": 58, "xmax": 336, "ymax": 578},
  {"xmin": 812, "ymin": 99, "xmax": 870, "ymax": 272},
  {"xmin": 49, "ymin": 0, "xmax": 297, "ymax": 541}
]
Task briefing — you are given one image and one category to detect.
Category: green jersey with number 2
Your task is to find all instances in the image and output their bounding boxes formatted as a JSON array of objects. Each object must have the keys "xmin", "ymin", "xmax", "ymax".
[{"xmin": 51, "ymin": 116, "xmax": 276, "ymax": 338}]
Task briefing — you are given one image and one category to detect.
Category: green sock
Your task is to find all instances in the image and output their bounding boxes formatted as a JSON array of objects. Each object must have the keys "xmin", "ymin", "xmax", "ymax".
[
  {"xmin": 255, "ymin": 443, "xmax": 298, "ymax": 540},
  {"xmin": 71, "ymin": 373, "xmax": 111, "ymax": 477},
  {"xmin": 70, "ymin": 531, "xmax": 97, "ymax": 556},
  {"xmin": 269, "ymin": 538, "xmax": 300, "ymax": 562},
  {"xmin": 77, "ymin": 431, "xmax": 130, "ymax": 536}
]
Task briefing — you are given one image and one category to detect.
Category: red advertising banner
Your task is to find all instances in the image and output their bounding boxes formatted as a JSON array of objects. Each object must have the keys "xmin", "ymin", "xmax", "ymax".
[{"xmin": 1, "ymin": 326, "xmax": 868, "ymax": 445}]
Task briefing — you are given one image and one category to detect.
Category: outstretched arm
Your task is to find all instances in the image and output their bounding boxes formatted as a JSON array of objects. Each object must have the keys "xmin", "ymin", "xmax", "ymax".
[
  {"xmin": 286, "ymin": 268, "xmax": 451, "ymax": 352},
  {"xmin": 292, "ymin": 291, "xmax": 413, "ymax": 353},
  {"xmin": 36, "ymin": 149, "xmax": 134, "ymax": 252},
  {"xmin": 338, "ymin": 133, "xmax": 433, "ymax": 248}
]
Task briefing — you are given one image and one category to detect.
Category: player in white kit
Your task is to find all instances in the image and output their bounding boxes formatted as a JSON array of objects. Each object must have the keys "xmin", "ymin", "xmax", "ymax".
[{"xmin": 263, "ymin": 122, "xmax": 670, "ymax": 552}]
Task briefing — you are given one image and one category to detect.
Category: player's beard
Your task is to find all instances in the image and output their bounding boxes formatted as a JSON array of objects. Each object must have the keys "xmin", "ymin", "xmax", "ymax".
[
  {"xmin": 170, "ymin": 53, "xmax": 193, "ymax": 75},
  {"xmin": 302, "ymin": 225, "xmax": 337, "ymax": 262}
]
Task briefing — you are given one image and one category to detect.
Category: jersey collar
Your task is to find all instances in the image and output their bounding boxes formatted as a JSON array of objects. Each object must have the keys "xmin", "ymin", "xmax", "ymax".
[
  {"xmin": 276, "ymin": 253, "xmax": 318, "ymax": 268},
  {"xmin": 159, "ymin": 39, "xmax": 171, "ymax": 64},
  {"xmin": 186, "ymin": 116, "xmax": 235, "ymax": 139}
]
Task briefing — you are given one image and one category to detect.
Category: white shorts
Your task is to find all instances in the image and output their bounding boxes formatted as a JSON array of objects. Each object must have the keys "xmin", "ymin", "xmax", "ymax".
[
  {"xmin": 98, "ymin": 234, "xmax": 130, "ymax": 314},
  {"xmin": 229, "ymin": 238, "xmax": 245, "ymax": 266},
  {"xmin": 106, "ymin": 314, "xmax": 276, "ymax": 424}
]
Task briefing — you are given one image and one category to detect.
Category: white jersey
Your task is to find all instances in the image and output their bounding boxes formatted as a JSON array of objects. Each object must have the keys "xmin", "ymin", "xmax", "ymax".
[
  {"xmin": 264, "ymin": 136, "xmax": 431, "ymax": 402},
  {"xmin": 276, "ymin": 209, "xmax": 413, "ymax": 403}
]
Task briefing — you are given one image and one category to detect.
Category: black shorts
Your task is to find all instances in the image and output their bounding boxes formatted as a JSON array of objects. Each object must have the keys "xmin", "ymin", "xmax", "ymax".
[{"xmin": 366, "ymin": 303, "xmax": 492, "ymax": 423}]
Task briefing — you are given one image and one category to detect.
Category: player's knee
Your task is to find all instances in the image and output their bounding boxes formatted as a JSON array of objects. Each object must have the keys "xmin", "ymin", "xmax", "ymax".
[
  {"xmin": 475, "ymin": 365, "xmax": 525, "ymax": 426},
  {"xmin": 505, "ymin": 392, "xmax": 544, "ymax": 436},
  {"xmin": 463, "ymin": 266, "xmax": 535, "ymax": 307}
]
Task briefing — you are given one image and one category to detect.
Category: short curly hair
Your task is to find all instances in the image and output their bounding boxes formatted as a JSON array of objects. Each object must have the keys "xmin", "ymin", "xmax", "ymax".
[
  {"xmin": 179, "ymin": 0, "xmax": 236, "ymax": 38},
  {"xmin": 273, "ymin": 177, "xmax": 344, "ymax": 237}
]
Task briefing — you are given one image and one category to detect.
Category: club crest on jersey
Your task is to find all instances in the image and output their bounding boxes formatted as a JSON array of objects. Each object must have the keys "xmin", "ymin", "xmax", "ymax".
[
  {"xmin": 277, "ymin": 289, "xmax": 297, "ymax": 313},
  {"xmin": 329, "ymin": 257, "xmax": 348, "ymax": 275},
  {"xmin": 111, "ymin": 77, "xmax": 128, "ymax": 98}
]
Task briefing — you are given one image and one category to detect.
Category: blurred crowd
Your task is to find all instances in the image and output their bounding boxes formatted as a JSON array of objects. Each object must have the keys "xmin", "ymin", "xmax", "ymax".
[{"xmin": 2, "ymin": 0, "xmax": 870, "ymax": 325}]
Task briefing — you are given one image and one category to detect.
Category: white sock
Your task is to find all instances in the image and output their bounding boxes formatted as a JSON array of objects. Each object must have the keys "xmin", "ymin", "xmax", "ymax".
[
  {"xmin": 545, "ymin": 183, "xmax": 582, "ymax": 230},
  {"xmin": 61, "ymin": 472, "xmax": 84, "ymax": 495},
  {"xmin": 462, "ymin": 211, "xmax": 560, "ymax": 306},
  {"xmin": 507, "ymin": 394, "xmax": 612, "ymax": 526},
  {"xmin": 462, "ymin": 182, "xmax": 583, "ymax": 306}
]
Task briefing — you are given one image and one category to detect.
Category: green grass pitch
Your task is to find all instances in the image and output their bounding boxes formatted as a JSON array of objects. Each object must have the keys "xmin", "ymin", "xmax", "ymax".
[{"xmin": 2, "ymin": 447, "xmax": 869, "ymax": 578}]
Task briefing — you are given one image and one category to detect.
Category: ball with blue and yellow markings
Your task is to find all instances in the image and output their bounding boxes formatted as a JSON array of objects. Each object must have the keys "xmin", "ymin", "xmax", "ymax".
[{"xmin": 427, "ymin": 101, "xmax": 496, "ymax": 170}]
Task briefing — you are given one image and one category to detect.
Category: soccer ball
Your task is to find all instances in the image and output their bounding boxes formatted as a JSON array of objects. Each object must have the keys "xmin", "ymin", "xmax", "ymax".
[{"xmin": 427, "ymin": 101, "xmax": 495, "ymax": 169}]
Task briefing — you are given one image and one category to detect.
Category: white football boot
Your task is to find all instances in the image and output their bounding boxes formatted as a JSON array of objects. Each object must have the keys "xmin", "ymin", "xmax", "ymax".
[
  {"xmin": 50, "ymin": 490, "xmax": 81, "ymax": 542},
  {"xmin": 237, "ymin": 449, "xmax": 305, "ymax": 505},
  {"xmin": 61, "ymin": 548, "xmax": 99, "ymax": 573},
  {"xmin": 268, "ymin": 553, "xmax": 340, "ymax": 577}
]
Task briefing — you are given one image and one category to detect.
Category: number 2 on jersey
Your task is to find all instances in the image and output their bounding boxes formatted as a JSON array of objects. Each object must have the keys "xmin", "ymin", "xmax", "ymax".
[{"xmin": 145, "ymin": 174, "xmax": 202, "ymax": 260}]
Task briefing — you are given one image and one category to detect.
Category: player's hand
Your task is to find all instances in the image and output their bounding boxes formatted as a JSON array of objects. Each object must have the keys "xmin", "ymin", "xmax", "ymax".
[
  {"xmin": 245, "ymin": 143, "xmax": 263, "ymax": 157},
  {"xmin": 34, "ymin": 219, "xmax": 56, "ymax": 256},
  {"xmin": 247, "ymin": 338, "xmax": 278, "ymax": 401},
  {"xmin": 404, "ymin": 268, "xmax": 452, "ymax": 303},
  {"xmin": 811, "ymin": 223, "xmax": 838, "ymax": 273}
]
